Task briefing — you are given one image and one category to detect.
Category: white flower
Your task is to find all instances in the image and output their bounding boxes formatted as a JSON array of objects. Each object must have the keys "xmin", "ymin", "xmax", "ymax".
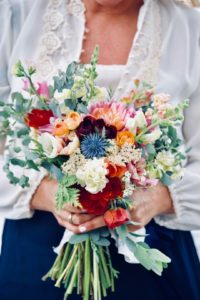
[
  {"xmin": 38, "ymin": 133, "xmax": 62, "ymax": 158},
  {"xmin": 155, "ymin": 151, "xmax": 175, "ymax": 171},
  {"xmin": 76, "ymin": 158, "xmax": 108, "ymax": 194},
  {"xmin": 126, "ymin": 111, "xmax": 147, "ymax": 134},
  {"xmin": 59, "ymin": 134, "xmax": 80, "ymax": 156},
  {"xmin": 135, "ymin": 110, "xmax": 147, "ymax": 128},
  {"xmin": 141, "ymin": 128, "xmax": 162, "ymax": 144},
  {"xmin": 54, "ymin": 89, "xmax": 71, "ymax": 101},
  {"xmin": 126, "ymin": 117, "xmax": 137, "ymax": 134}
]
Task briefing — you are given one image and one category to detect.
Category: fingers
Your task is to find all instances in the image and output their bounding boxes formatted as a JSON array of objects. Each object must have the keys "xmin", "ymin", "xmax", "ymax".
[
  {"xmin": 56, "ymin": 210, "xmax": 96, "ymax": 226},
  {"xmin": 63, "ymin": 203, "xmax": 87, "ymax": 214},
  {"xmin": 56, "ymin": 216, "xmax": 80, "ymax": 234},
  {"xmin": 55, "ymin": 214, "xmax": 105, "ymax": 234},
  {"xmin": 78, "ymin": 216, "xmax": 105, "ymax": 233}
]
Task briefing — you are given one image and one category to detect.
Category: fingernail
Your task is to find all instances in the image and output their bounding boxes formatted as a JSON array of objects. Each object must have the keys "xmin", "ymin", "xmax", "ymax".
[{"xmin": 79, "ymin": 226, "xmax": 86, "ymax": 233}]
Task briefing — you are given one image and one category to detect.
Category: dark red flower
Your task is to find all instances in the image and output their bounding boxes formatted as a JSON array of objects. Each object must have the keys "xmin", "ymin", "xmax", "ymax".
[
  {"xmin": 103, "ymin": 177, "xmax": 123, "ymax": 200},
  {"xmin": 76, "ymin": 116, "xmax": 95, "ymax": 138},
  {"xmin": 104, "ymin": 208, "xmax": 130, "ymax": 229},
  {"xmin": 105, "ymin": 125, "xmax": 117, "ymax": 139},
  {"xmin": 79, "ymin": 188, "xmax": 109, "ymax": 215},
  {"xmin": 25, "ymin": 109, "xmax": 53, "ymax": 128},
  {"xmin": 79, "ymin": 177, "xmax": 123, "ymax": 215},
  {"xmin": 76, "ymin": 116, "xmax": 117, "ymax": 140}
]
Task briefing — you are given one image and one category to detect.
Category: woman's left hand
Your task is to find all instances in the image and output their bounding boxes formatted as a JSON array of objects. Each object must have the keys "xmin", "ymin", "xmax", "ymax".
[{"xmin": 74, "ymin": 184, "xmax": 175, "ymax": 234}]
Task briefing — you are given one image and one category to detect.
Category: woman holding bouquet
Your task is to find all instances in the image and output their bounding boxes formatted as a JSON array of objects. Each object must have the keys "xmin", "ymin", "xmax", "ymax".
[{"xmin": 0, "ymin": 0, "xmax": 200, "ymax": 299}]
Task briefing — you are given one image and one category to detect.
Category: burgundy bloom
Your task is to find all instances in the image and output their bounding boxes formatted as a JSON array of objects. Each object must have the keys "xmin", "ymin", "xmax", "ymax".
[
  {"xmin": 76, "ymin": 116, "xmax": 95, "ymax": 138},
  {"xmin": 76, "ymin": 116, "xmax": 117, "ymax": 140},
  {"xmin": 105, "ymin": 125, "xmax": 117, "ymax": 139},
  {"xmin": 25, "ymin": 109, "xmax": 53, "ymax": 129}
]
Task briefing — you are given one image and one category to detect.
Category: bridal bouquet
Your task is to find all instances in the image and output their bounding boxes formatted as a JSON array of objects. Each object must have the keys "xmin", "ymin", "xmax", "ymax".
[{"xmin": 0, "ymin": 48, "xmax": 188, "ymax": 300}]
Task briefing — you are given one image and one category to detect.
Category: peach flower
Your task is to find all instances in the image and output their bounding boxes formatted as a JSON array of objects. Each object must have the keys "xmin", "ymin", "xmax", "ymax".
[
  {"xmin": 53, "ymin": 120, "xmax": 69, "ymax": 136},
  {"xmin": 116, "ymin": 131, "xmax": 135, "ymax": 147},
  {"xmin": 64, "ymin": 112, "xmax": 81, "ymax": 130}
]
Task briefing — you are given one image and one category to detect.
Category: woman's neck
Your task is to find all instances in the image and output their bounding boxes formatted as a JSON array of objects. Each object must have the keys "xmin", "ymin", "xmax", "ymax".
[{"xmin": 83, "ymin": 0, "xmax": 144, "ymax": 16}]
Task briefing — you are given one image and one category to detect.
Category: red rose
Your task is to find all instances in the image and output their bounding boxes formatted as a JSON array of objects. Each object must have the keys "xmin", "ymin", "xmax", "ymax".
[
  {"xmin": 25, "ymin": 109, "xmax": 53, "ymax": 128},
  {"xmin": 79, "ymin": 187, "xmax": 109, "ymax": 215},
  {"xmin": 104, "ymin": 208, "xmax": 130, "ymax": 229},
  {"xmin": 79, "ymin": 177, "xmax": 123, "ymax": 215},
  {"xmin": 103, "ymin": 177, "xmax": 123, "ymax": 199}
]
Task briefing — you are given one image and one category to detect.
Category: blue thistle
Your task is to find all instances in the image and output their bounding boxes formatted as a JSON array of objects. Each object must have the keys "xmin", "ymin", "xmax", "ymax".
[{"xmin": 80, "ymin": 133, "xmax": 110, "ymax": 159}]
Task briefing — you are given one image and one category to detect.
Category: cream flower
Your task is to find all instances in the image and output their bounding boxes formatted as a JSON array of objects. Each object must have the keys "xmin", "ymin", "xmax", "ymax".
[
  {"xmin": 135, "ymin": 110, "xmax": 147, "ymax": 128},
  {"xmin": 76, "ymin": 158, "xmax": 108, "ymax": 194},
  {"xmin": 38, "ymin": 133, "xmax": 62, "ymax": 158},
  {"xmin": 155, "ymin": 150, "xmax": 175, "ymax": 171},
  {"xmin": 59, "ymin": 134, "xmax": 80, "ymax": 156},
  {"xmin": 141, "ymin": 128, "xmax": 162, "ymax": 144},
  {"xmin": 126, "ymin": 111, "xmax": 147, "ymax": 134}
]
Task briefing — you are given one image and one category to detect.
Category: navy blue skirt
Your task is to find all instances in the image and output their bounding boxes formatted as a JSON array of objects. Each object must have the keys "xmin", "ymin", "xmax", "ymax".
[{"xmin": 0, "ymin": 211, "xmax": 200, "ymax": 300}]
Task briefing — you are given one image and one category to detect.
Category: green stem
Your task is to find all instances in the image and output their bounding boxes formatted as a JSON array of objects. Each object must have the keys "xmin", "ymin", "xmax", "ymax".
[
  {"xmin": 57, "ymin": 243, "xmax": 72, "ymax": 278},
  {"xmin": 77, "ymin": 243, "xmax": 83, "ymax": 295},
  {"xmin": 93, "ymin": 248, "xmax": 99, "ymax": 300},
  {"xmin": 98, "ymin": 246, "xmax": 111, "ymax": 288},
  {"xmin": 55, "ymin": 245, "xmax": 78, "ymax": 288},
  {"xmin": 83, "ymin": 239, "xmax": 91, "ymax": 300},
  {"xmin": 64, "ymin": 259, "xmax": 79, "ymax": 300},
  {"xmin": 42, "ymin": 248, "xmax": 64, "ymax": 281},
  {"xmin": 136, "ymin": 115, "xmax": 177, "ymax": 141},
  {"xmin": 106, "ymin": 247, "xmax": 115, "ymax": 292}
]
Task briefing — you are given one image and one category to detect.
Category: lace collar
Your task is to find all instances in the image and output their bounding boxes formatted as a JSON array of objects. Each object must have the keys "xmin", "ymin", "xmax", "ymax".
[{"xmin": 35, "ymin": 0, "xmax": 161, "ymax": 98}]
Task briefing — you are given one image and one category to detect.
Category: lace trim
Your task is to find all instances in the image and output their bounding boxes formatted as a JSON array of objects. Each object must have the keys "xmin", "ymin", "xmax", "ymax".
[
  {"xmin": 134, "ymin": 0, "xmax": 161, "ymax": 86},
  {"xmin": 35, "ymin": 0, "xmax": 85, "ymax": 78},
  {"xmin": 36, "ymin": 0, "xmax": 161, "ymax": 91}
]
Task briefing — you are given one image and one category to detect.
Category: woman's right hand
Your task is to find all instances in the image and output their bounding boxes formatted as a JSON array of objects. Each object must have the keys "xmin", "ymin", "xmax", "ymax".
[{"xmin": 30, "ymin": 176, "xmax": 96, "ymax": 233}]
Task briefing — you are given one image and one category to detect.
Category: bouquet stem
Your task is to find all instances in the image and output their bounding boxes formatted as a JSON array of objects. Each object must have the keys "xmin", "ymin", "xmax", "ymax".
[{"xmin": 43, "ymin": 239, "xmax": 118, "ymax": 300}]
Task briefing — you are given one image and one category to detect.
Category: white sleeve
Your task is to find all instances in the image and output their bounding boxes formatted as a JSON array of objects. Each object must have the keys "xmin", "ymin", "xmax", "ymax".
[
  {"xmin": 155, "ymin": 79, "xmax": 200, "ymax": 230},
  {"xmin": 0, "ymin": 1, "xmax": 46, "ymax": 220}
]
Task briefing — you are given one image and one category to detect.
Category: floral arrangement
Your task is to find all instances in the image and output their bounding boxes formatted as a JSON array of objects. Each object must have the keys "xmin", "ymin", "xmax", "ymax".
[{"xmin": 0, "ymin": 48, "xmax": 188, "ymax": 300}]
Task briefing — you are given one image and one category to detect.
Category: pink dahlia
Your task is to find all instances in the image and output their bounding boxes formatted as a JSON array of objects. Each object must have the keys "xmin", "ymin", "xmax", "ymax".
[{"xmin": 89, "ymin": 101, "xmax": 135, "ymax": 131}]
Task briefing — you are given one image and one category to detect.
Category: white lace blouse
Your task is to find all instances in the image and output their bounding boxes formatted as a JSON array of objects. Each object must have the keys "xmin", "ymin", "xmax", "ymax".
[{"xmin": 0, "ymin": 0, "xmax": 200, "ymax": 237}]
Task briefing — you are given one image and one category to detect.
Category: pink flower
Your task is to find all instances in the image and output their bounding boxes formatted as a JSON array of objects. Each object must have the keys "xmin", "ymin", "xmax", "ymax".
[
  {"xmin": 37, "ymin": 82, "xmax": 50, "ymax": 99},
  {"xmin": 128, "ymin": 158, "xmax": 147, "ymax": 186},
  {"xmin": 22, "ymin": 79, "xmax": 31, "ymax": 92},
  {"xmin": 89, "ymin": 101, "xmax": 135, "ymax": 131}
]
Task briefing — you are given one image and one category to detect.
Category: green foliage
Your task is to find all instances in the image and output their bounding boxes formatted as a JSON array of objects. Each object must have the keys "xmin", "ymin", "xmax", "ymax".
[
  {"xmin": 56, "ymin": 175, "xmax": 80, "ymax": 210},
  {"xmin": 126, "ymin": 238, "xmax": 171, "ymax": 276}
]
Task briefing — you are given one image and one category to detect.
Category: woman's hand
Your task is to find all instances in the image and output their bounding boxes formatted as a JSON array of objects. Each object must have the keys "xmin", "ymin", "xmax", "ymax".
[
  {"xmin": 30, "ymin": 176, "xmax": 96, "ymax": 233},
  {"xmin": 72, "ymin": 184, "xmax": 175, "ymax": 234}
]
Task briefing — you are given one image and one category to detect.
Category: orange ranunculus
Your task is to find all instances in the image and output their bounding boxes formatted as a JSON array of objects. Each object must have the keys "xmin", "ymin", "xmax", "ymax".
[
  {"xmin": 65, "ymin": 112, "xmax": 81, "ymax": 130},
  {"xmin": 116, "ymin": 131, "xmax": 135, "ymax": 147},
  {"xmin": 53, "ymin": 120, "xmax": 69, "ymax": 136},
  {"xmin": 107, "ymin": 161, "xmax": 127, "ymax": 178},
  {"xmin": 104, "ymin": 208, "xmax": 130, "ymax": 229}
]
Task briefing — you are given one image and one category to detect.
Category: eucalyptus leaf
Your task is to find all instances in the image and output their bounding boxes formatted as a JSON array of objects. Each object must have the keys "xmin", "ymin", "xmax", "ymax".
[
  {"xmin": 94, "ymin": 238, "xmax": 110, "ymax": 247},
  {"xmin": 69, "ymin": 233, "xmax": 89, "ymax": 244},
  {"xmin": 161, "ymin": 173, "xmax": 173, "ymax": 186}
]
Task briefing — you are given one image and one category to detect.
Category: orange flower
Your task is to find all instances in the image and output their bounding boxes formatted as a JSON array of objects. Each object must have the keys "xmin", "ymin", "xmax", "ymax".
[
  {"xmin": 116, "ymin": 131, "xmax": 135, "ymax": 147},
  {"xmin": 65, "ymin": 112, "xmax": 81, "ymax": 130},
  {"xmin": 107, "ymin": 161, "xmax": 127, "ymax": 178},
  {"xmin": 53, "ymin": 120, "xmax": 69, "ymax": 136}
]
